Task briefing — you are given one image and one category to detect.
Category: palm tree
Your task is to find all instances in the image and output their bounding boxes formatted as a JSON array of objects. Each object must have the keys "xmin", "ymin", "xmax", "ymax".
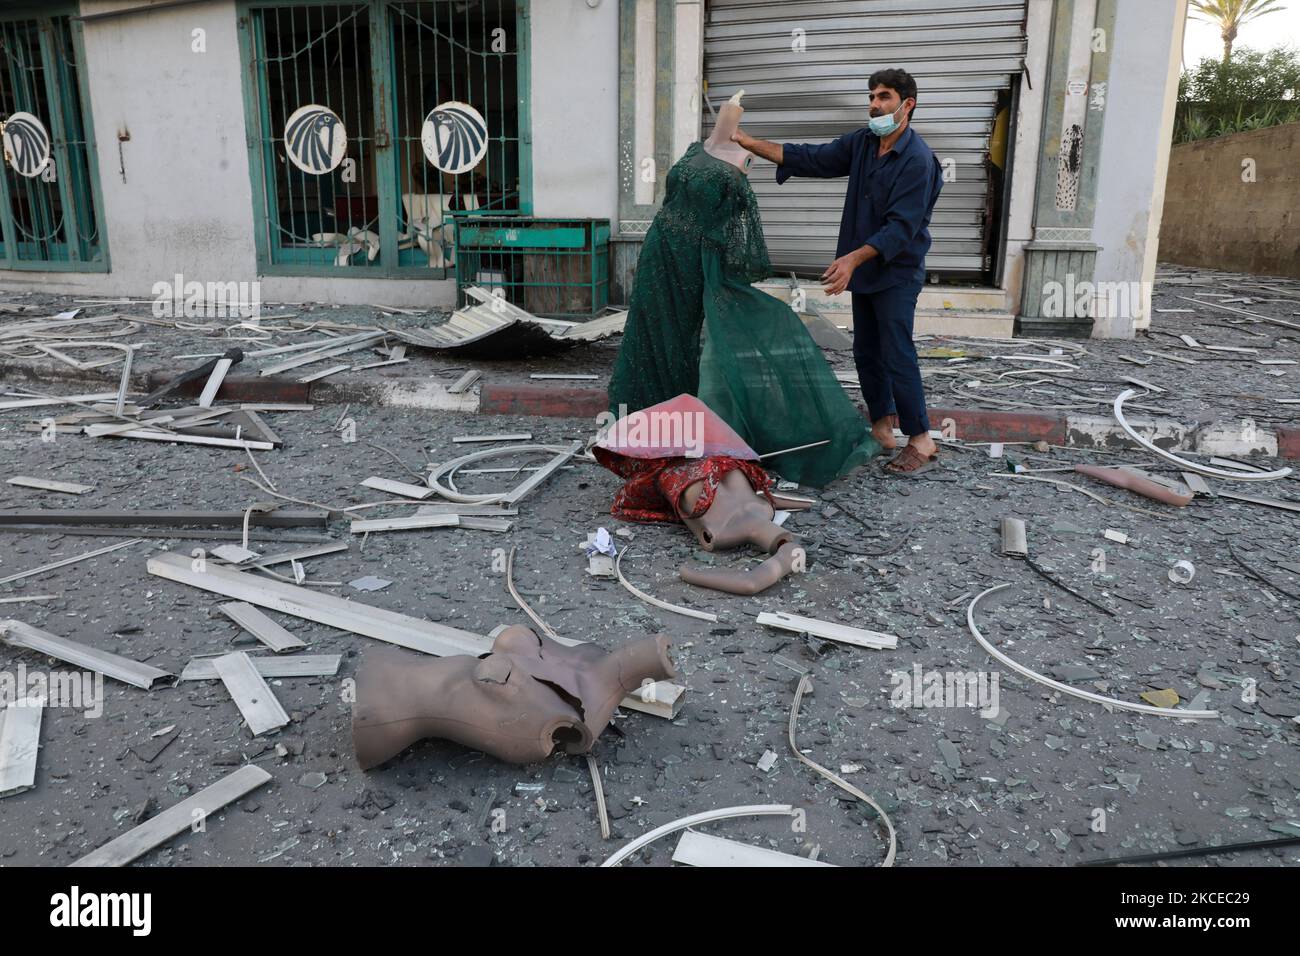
[{"xmin": 1189, "ymin": 0, "xmax": 1288, "ymax": 62}]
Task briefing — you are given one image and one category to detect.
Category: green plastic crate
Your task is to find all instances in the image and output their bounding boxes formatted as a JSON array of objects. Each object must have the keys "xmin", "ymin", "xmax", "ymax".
[{"xmin": 453, "ymin": 216, "xmax": 610, "ymax": 318}]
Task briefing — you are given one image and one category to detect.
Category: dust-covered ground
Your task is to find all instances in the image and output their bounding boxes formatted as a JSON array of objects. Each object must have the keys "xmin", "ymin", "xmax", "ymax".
[
  {"xmin": 0, "ymin": 264, "xmax": 1298, "ymax": 868},
  {"xmin": 0, "ymin": 404, "xmax": 1297, "ymax": 867}
]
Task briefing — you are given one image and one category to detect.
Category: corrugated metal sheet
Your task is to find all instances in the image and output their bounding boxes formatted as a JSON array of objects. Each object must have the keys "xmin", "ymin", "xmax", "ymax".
[
  {"xmin": 704, "ymin": 0, "xmax": 1028, "ymax": 275},
  {"xmin": 390, "ymin": 287, "xmax": 626, "ymax": 355},
  {"xmin": 559, "ymin": 309, "xmax": 628, "ymax": 341},
  {"xmin": 392, "ymin": 304, "xmax": 516, "ymax": 349}
]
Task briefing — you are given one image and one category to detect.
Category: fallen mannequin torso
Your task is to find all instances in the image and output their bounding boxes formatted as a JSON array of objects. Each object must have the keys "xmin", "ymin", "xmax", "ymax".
[
  {"xmin": 352, "ymin": 626, "xmax": 675, "ymax": 768},
  {"xmin": 673, "ymin": 467, "xmax": 806, "ymax": 596}
]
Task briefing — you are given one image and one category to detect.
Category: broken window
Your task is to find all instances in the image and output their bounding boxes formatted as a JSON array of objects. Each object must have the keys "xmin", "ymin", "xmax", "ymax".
[
  {"xmin": 0, "ymin": 13, "xmax": 107, "ymax": 269},
  {"xmin": 391, "ymin": 0, "xmax": 523, "ymax": 269},
  {"xmin": 240, "ymin": 0, "xmax": 524, "ymax": 275}
]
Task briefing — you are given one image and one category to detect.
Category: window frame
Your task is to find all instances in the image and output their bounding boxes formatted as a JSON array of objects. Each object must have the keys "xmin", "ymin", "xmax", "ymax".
[
  {"xmin": 0, "ymin": 3, "xmax": 110, "ymax": 273},
  {"xmin": 236, "ymin": 0, "xmax": 532, "ymax": 279}
]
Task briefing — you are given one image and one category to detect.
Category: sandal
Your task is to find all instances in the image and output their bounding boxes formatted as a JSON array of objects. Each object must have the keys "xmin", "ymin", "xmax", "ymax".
[{"xmin": 883, "ymin": 444, "xmax": 940, "ymax": 477}]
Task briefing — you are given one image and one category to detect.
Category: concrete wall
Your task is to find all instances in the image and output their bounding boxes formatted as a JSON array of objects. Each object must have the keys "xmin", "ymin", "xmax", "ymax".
[
  {"xmin": 670, "ymin": 0, "xmax": 703, "ymax": 167},
  {"xmin": 0, "ymin": 0, "xmax": 620, "ymax": 308},
  {"xmin": 528, "ymin": 0, "xmax": 619, "ymax": 222},
  {"xmin": 1091, "ymin": 0, "xmax": 1187, "ymax": 336},
  {"xmin": 0, "ymin": 1, "xmax": 268, "ymax": 300},
  {"xmin": 1000, "ymin": 0, "xmax": 1055, "ymax": 314},
  {"xmin": 1159, "ymin": 121, "xmax": 1300, "ymax": 279}
]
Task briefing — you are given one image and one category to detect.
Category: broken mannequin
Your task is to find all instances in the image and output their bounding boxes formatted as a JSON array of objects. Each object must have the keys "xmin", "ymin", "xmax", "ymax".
[
  {"xmin": 592, "ymin": 396, "xmax": 804, "ymax": 595},
  {"xmin": 676, "ymin": 466, "xmax": 785, "ymax": 551},
  {"xmin": 593, "ymin": 393, "xmax": 770, "ymax": 522},
  {"xmin": 605, "ymin": 122, "xmax": 878, "ymax": 486},
  {"xmin": 702, "ymin": 90, "xmax": 754, "ymax": 173},
  {"xmin": 673, "ymin": 467, "xmax": 804, "ymax": 596},
  {"xmin": 352, "ymin": 625, "xmax": 676, "ymax": 768},
  {"xmin": 1073, "ymin": 464, "xmax": 1193, "ymax": 507}
]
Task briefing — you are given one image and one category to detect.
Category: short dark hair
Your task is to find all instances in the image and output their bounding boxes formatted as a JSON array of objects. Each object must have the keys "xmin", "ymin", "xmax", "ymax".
[{"xmin": 868, "ymin": 68, "xmax": 918, "ymax": 118}]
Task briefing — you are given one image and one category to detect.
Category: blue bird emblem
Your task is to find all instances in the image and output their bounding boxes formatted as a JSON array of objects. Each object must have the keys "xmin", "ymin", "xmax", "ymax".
[
  {"xmin": 421, "ymin": 102, "xmax": 487, "ymax": 174},
  {"xmin": 2, "ymin": 112, "xmax": 51, "ymax": 178},
  {"xmin": 284, "ymin": 105, "xmax": 346, "ymax": 174}
]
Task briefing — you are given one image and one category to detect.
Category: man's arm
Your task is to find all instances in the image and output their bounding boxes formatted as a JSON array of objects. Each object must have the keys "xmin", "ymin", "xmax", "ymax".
[
  {"xmin": 730, "ymin": 130, "xmax": 782, "ymax": 166},
  {"xmin": 732, "ymin": 129, "xmax": 854, "ymax": 181},
  {"xmin": 821, "ymin": 242, "xmax": 878, "ymax": 296}
]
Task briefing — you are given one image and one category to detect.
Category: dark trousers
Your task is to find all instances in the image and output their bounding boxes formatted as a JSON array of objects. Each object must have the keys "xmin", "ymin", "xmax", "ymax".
[{"xmin": 850, "ymin": 280, "xmax": 930, "ymax": 436}]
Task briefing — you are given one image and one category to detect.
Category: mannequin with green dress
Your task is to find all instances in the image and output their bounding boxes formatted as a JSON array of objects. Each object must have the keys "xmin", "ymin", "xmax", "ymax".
[{"xmin": 607, "ymin": 93, "xmax": 879, "ymax": 488}]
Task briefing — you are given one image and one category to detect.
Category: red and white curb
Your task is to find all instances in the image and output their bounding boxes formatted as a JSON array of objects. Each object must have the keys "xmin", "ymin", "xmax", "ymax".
[
  {"xmin": 320, "ymin": 380, "xmax": 1300, "ymax": 463},
  {"xmin": 4, "ymin": 357, "xmax": 1296, "ymax": 462}
]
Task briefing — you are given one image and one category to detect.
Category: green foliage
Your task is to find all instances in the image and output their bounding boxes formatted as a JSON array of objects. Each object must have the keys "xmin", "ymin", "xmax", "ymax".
[
  {"xmin": 1175, "ymin": 44, "xmax": 1300, "ymax": 141},
  {"xmin": 1181, "ymin": 45, "xmax": 1300, "ymax": 102},
  {"xmin": 1178, "ymin": 113, "xmax": 1214, "ymax": 142}
]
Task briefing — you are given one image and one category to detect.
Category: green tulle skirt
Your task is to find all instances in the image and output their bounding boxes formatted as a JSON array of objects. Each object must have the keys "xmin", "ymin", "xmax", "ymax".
[{"xmin": 608, "ymin": 143, "xmax": 879, "ymax": 487}]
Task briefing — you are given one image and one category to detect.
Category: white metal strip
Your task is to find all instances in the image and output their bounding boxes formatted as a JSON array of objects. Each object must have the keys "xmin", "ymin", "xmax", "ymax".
[
  {"xmin": 756, "ymin": 611, "xmax": 897, "ymax": 649},
  {"xmin": 6, "ymin": 476, "xmax": 94, "ymax": 494},
  {"xmin": 218, "ymin": 602, "xmax": 307, "ymax": 653},
  {"xmin": 0, "ymin": 619, "xmax": 173, "ymax": 689},
  {"xmin": 71, "ymin": 765, "xmax": 272, "ymax": 867},
  {"xmin": 360, "ymin": 476, "xmax": 434, "ymax": 500},
  {"xmin": 212, "ymin": 652, "xmax": 291, "ymax": 736},
  {"xmin": 0, "ymin": 700, "xmax": 42, "ymax": 798},
  {"xmin": 180, "ymin": 654, "xmax": 341, "ymax": 681},
  {"xmin": 672, "ymin": 829, "xmax": 834, "ymax": 867}
]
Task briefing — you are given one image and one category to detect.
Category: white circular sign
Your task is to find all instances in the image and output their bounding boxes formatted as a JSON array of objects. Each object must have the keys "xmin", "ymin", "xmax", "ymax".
[
  {"xmin": 2, "ymin": 112, "xmax": 51, "ymax": 178},
  {"xmin": 284, "ymin": 104, "xmax": 347, "ymax": 175},
  {"xmin": 421, "ymin": 101, "xmax": 488, "ymax": 174}
]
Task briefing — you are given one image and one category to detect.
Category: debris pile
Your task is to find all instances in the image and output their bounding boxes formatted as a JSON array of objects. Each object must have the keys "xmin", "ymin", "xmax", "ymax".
[{"xmin": 0, "ymin": 268, "xmax": 1297, "ymax": 867}]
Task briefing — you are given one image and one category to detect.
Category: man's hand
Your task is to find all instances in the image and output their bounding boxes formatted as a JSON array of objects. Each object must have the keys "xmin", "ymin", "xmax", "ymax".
[
  {"xmin": 730, "ymin": 129, "xmax": 783, "ymax": 165},
  {"xmin": 821, "ymin": 245, "xmax": 876, "ymax": 296}
]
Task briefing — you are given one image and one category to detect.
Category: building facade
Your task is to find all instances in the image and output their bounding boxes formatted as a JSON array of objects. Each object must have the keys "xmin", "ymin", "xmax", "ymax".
[{"xmin": 0, "ymin": 0, "xmax": 1186, "ymax": 337}]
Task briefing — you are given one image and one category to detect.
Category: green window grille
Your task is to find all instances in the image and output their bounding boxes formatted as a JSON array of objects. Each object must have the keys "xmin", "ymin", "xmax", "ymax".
[
  {"xmin": 239, "ymin": 0, "xmax": 529, "ymax": 277},
  {"xmin": 0, "ymin": 11, "xmax": 107, "ymax": 271}
]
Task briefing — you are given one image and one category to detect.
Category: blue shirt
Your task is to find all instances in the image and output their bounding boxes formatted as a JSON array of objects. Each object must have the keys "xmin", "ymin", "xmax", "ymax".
[{"xmin": 777, "ymin": 125, "xmax": 943, "ymax": 294}]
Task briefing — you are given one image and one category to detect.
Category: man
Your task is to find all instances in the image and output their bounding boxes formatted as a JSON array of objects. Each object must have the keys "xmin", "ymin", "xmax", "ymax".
[{"xmin": 732, "ymin": 68, "xmax": 944, "ymax": 475}]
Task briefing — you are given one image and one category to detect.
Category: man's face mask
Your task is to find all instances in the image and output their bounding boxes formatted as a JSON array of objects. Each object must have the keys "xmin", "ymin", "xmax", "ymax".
[{"xmin": 869, "ymin": 100, "xmax": 907, "ymax": 136}]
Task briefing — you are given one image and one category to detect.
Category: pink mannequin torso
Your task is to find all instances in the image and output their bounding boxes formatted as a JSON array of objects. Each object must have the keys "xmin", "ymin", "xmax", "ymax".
[{"xmin": 702, "ymin": 96, "xmax": 753, "ymax": 174}]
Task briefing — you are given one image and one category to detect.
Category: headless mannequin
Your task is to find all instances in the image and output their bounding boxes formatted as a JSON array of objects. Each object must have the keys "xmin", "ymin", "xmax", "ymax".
[
  {"xmin": 674, "ymin": 468, "xmax": 804, "ymax": 595},
  {"xmin": 703, "ymin": 90, "xmax": 754, "ymax": 174},
  {"xmin": 353, "ymin": 626, "xmax": 675, "ymax": 768}
]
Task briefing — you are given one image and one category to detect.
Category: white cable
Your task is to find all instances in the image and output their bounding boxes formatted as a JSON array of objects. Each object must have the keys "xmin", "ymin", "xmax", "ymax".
[
  {"xmin": 1113, "ymin": 389, "xmax": 1291, "ymax": 481},
  {"xmin": 966, "ymin": 583, "xmax": 1219, "ymax": 719}
]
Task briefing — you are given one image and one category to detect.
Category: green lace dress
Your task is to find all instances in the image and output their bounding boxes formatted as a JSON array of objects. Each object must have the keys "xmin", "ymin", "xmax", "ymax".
[{"xmin": 607, "ymin": 142, "xmax": 879, "ymax": 487}]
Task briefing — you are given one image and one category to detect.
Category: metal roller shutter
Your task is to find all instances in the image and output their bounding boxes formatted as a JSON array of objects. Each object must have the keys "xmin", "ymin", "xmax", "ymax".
[{"xmin": 703, "ymin": 0, "xmax": 1028, "ymax": 276}]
